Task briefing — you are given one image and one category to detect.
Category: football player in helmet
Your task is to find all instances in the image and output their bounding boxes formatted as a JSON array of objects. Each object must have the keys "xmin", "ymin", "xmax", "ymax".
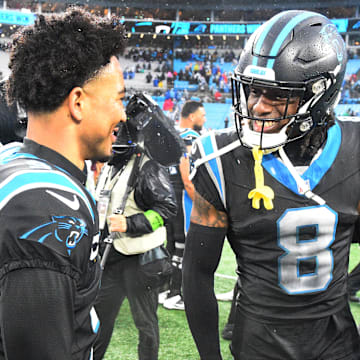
[{"xmin": 183, "ymin": 10, "xmax": 360, "ymax": 360}]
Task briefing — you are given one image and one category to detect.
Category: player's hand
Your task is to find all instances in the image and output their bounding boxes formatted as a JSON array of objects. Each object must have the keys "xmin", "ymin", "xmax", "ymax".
[{"xmin": 108, "ymin": 214, "xmax": 127, "ymax": 233}]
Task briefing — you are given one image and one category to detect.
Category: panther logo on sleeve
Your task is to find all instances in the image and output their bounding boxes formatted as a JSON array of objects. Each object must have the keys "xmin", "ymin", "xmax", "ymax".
[{"xmin": 20, "ymin": 216, "xmax": 88, "ymax": 256}]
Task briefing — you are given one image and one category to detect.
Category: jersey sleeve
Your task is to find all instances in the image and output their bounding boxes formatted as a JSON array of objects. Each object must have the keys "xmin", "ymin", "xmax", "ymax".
[
  {"xmin": 0, "ymin": 268, "xmax": 75, "ymax": 360},
  {"xmin": 0, "ymin": 186, "xmax": 97, "ymax": 271},
  {"xmin": 191, "ymin": 136, "xmax": 226, "ymax": 212}
]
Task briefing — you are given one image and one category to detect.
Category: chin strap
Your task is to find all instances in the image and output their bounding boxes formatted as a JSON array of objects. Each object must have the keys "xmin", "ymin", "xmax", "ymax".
[{"xmin": 248, "ymin": 146, "xmax": 274, "ymax": 210}]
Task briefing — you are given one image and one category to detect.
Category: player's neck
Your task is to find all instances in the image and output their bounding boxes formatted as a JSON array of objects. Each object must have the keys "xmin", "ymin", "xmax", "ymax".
[
  {"xmin": 26, "ymin": 110, "xmax": 84, "ymax": 170},
  {"xmin": 179, "ymin": 117, "xmax": 193, "ymax": 130}
]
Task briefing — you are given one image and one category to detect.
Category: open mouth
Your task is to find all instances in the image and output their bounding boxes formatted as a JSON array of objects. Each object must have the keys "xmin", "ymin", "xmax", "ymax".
[
  {"xmin": 251, "ymin": 120, "xmax": 281, "ymax": 133},
  {"xmin": 111, "ymin": 127, "xmax": 119, "ymax": 143}
]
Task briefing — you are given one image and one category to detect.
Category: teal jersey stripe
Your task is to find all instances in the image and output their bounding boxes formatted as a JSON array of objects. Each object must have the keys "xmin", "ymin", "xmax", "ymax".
[
  {"xmin": 0, "ymin": 170, "xmax": 95, "ymax": 222},
  {"xmin": 262, "ymin": 122, "xmax": 341, "ymax": 195},
  {"xmin": 180, "ymin": 129, "xmax": 200, "ymax": 139},
  {"xmin": 201, "ymin": 134, "xmax": 224, "ymax": 203}
]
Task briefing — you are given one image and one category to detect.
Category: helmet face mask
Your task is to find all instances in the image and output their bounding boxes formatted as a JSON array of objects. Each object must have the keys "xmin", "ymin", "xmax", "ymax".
[{"xmin": 231, "ymin": 10, "xmax": 347, "ymax": 150}]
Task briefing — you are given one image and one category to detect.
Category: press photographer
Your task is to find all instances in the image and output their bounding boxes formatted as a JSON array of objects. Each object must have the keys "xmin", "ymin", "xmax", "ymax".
[{"xmin": 93, "ymin": 93, "xmax": 184, "ymax": 360}]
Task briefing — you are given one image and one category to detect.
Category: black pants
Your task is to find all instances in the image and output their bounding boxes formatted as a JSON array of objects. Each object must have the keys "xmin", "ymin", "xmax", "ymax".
[
  {"xmin": 166, "ymin": 187, "xmax": 186, "ymax": 255},
  {"xmin": 165, "ymin": 187, "xmax": 186, "ymax": 296},
  {"xmin": 94, "ymin": 248, "xmax": 159, "ymax": 360},
  {"xmin": 230, "ymin": 304, "xmax": 360, "ymax": 360},
  {"xmin": 348, "ymin": 263, "xmax": 360, "ymax": 296},
  {"xmin": 225, "ymin": 281, "xmax": 240, "ymax": 325}
]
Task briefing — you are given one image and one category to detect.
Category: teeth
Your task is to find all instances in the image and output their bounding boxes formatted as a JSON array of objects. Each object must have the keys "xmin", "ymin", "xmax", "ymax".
[{"xmin": 255, "ymin": 120, "xmax": 275, "ymax": 128}]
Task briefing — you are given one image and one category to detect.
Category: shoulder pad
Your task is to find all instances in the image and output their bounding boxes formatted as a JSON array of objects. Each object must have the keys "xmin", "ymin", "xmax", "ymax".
[
  {"xmin": 180, "ymin": 128, "xmax": 200, "ymax": 141},
  {"xmin": 191, "ymin": 130, "xmax": 240, "ymax": 172},
  {"xmin": 0, "ymin": 142, "xmax": 23, "ymax": 164},
  {"xmin": 190, "ymin": 130, "xmax": 239, "ymax": 209},
  {"xmin": 0, "ymin": 162, "xmax": 96, "ymax": 224},
  {"xmin": 19, "ymin": 214, "xmax": 92, "ymax": 258}
]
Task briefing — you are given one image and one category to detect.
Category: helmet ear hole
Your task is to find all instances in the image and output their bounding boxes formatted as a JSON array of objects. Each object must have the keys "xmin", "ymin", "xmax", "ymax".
[{"xmin": 310, "ymin": 22, "xmax": 322, "ymax": 27}]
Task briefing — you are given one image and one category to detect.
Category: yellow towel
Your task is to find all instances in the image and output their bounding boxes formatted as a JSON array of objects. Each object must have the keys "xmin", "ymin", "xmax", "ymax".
[{"xmin": 248, "ymin": 146, "xmax": 274, "ymax": 210}]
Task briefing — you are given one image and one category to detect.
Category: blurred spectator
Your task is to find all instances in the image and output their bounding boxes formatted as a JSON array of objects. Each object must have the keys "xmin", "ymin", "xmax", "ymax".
[
  {"xmin": 146, "ymin": 72, "xmax": 153, "ymax": 84},
  {"xmin": 163, "ymin": 97, "xmax": 174, "ymax": 112},
  {"xmin": 214, "ymin": 90, "xmax": 222, "ymax": 102}
]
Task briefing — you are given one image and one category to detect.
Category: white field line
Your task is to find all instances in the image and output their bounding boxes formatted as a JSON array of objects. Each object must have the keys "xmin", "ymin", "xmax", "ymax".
[{"xmin": 214, "ymin": 272, "xmax": 237, "ymax": 280}]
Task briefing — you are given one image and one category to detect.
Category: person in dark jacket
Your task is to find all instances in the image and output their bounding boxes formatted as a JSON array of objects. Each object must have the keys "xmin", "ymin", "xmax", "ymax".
[
  {"xmin": 93, "ymin": 121, "xmax": 177, "ymax": 360},
  {"xmin": 0, "ymin": 80, "xmax": 26, "ymax": 145}
]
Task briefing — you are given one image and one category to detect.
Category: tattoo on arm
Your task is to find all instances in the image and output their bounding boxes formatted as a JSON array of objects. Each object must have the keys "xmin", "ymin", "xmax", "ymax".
[{"xmin": 190, "ymin": 191, "xmax": 228, "ymax": 228}]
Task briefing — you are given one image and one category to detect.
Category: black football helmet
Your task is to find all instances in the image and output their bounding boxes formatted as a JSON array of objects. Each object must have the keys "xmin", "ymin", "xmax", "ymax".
[{"xmin": 231, "ymin": 10, "xmax": 347, "ymax": 150}]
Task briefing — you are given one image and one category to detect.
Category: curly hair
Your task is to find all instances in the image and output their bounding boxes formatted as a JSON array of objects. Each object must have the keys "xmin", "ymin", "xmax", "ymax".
[{"xmin": 6, "ymin": 7, "xmax": 127, "ymax": 113}]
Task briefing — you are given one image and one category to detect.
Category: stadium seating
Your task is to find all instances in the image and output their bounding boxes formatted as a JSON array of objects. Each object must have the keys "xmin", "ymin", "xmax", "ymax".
[
  {"xmin": 203, "ymin": 103, "xmax": 232, "ymax": 130},
  {"xmin": 345, "ymin": 59, "xmax": 360, "ymax": 76}
]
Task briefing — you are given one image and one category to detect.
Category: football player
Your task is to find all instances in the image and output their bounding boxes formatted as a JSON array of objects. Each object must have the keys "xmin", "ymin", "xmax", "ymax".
[
  {"xmin": 164, "ymin": 100, "xmax": 207, "ymax": 310},
  {"xmin": 0, "ymin": 8, "xmax": 126, "ymax": 360},
  {"xmin": 183, "ymin": 10, "xmax": 360, "ymax": 360}
]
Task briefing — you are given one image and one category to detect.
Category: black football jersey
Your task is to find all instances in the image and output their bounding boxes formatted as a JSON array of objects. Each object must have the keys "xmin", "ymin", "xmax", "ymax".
[
  {"xmin": 0, "ymin": 140, "xmax": 101, "ymax": 359},
  {"xmin": 191, "ymin": 120, "xmax": 360, "ymax": 321},
  {"xmin": 168, "ymin": 127, "xmax": 200, "ymax": 190}
]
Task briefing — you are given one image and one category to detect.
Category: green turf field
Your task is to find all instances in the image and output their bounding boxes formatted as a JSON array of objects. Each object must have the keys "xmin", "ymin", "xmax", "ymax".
[{"xmin": 103, "ymin": 242, "xmax": 360, "ymax": 360}]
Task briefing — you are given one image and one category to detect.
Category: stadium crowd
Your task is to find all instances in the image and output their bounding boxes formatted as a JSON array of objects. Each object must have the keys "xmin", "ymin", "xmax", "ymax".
[{"xmin": 1, "ymin": 3, "xmax": 360, "ymax": 360}]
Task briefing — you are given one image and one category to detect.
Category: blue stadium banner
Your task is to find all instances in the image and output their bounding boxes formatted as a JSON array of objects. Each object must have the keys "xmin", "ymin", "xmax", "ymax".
[
  {"xmin": 124, "ymin": 19, "xmax": 358, "ymax": 36},
  {"xmin": 331, "ymin": 19, "xmax": 348, "ymax": 33},
  {"xmin": 349, "ymin": 19, "xmax": 360, "ymax": 32},
  {"xmin": 126, "ymin": 20, "xmax": 262, "ymax": 35},
  {"xmin": 210, "ymin": 23, "xmax": 262, "ymax": 34},
  {"xmin": 0, "ymin": 13, "xmax": 356, "ymax": 35},
  {"xmin": 0, "ymin": 9, "xmax": 35, "ymax": 26}
]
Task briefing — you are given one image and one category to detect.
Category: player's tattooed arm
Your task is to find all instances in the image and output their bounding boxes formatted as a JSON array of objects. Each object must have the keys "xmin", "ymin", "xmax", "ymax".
[{"xmin": 190, "ymin": 191, "xmax": 228, "ymax": 228}]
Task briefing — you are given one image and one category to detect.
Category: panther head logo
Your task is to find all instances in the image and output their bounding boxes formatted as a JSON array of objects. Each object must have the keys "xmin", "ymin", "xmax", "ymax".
[{"xmin": 20, "ymin": 215, "xmax": 88, "ymax": 256}]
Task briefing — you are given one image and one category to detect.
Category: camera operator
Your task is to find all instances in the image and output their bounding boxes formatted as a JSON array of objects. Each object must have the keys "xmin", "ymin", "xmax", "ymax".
[
  {"xmin": 93, "ymin": 94, "xmax": 181, "ymax": 360},
  {"xmin": 0, "ymin": 80, "xmax": 26, "ymax": 145}
]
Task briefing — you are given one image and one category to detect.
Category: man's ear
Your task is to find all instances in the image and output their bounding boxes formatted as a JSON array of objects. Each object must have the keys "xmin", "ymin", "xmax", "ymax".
[{"xmin": 68, "ymin": 87, "xmax": 85, "ymax": 123}]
